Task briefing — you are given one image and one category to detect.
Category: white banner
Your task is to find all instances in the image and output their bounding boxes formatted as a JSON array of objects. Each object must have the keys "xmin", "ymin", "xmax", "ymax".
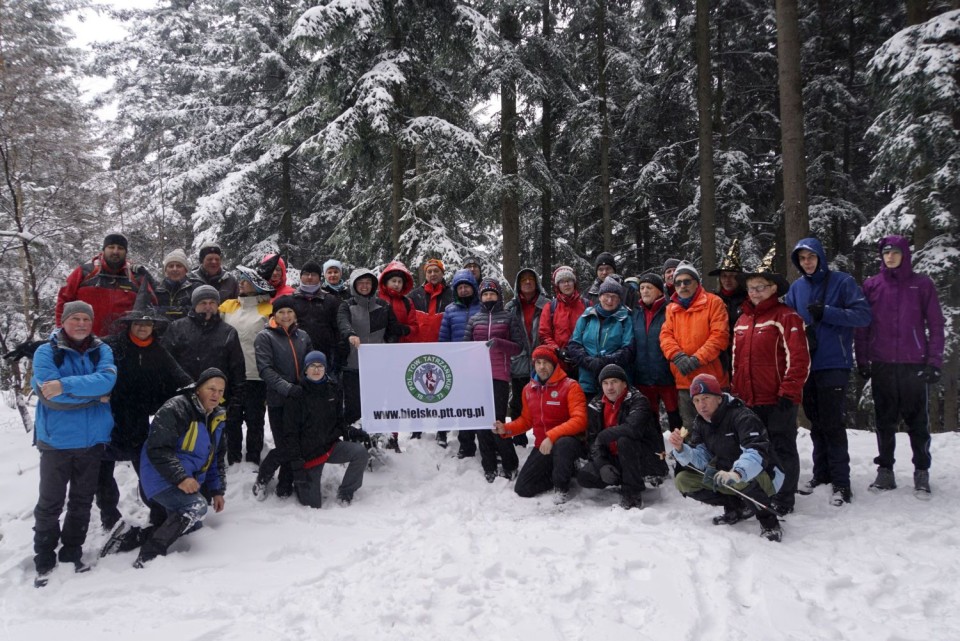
[{"xmin": 358, "ymin": 342, "xmax": 495, "ymax": 432}]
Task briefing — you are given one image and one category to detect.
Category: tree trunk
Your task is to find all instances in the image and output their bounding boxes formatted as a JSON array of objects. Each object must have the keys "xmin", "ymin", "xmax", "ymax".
[
  {"xmin": 500, "ymin": 6, "xmax": 521, "ymax": 285},
  {"xmin": 776, "ymin": 0, "xmax": 809, "ymax": 277},
  {"xmin": 696, "ymin": 0, "xmax": 717, "ymax": 284},
  {"xmin": 597, "ymin": 0, "xmax": 612, "ymax": 252},
  {"xmin": 540, "ymin": 0, "xmax": 554, "ymax": 287}
]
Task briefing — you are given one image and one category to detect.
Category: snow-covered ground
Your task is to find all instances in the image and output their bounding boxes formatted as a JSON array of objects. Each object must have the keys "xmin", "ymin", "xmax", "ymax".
[{"xmin": 1, "ymin": 402, "xmax": 958, "ymax": 640}]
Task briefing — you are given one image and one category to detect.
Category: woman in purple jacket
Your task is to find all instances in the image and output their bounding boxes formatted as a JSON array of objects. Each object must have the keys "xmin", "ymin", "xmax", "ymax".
[
  {"xmin": 855, "ymin": 235, "xmax": 944, "ymax": 498},
  {"xmin": 464, "ymin": 279, "xmax": 523, "ymax": 482}
]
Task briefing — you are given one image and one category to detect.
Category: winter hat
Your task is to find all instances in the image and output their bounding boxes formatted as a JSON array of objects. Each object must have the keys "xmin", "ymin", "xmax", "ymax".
[
  {"xmin": 598, "ymin": 276, "xmax": 624, "ymax": 300},
  {"xmin": 103, "ymin": 232, "xmax": 128, "ymax": 250},
  {"xmin": 624, "ymin": 276, "xmax": 641, "ymax": 290},
  {"xmin": 478, "ymin": 278, "xmax": 503, "ymax": 299},
  {"xmin": 638, "ymin": 272, "xmax": 665, "ymax": 294},
  {"xmin": 690, "ymin": 374, "xmax": 722, "ymax": 397},
  {"xmin": 598, "ymin": 364, "xmax": 628, "ymax": 383},
  {"xmin": 594, "ymin": 252, "xmax": 617, "ymax": 270},
  {"xmin": 195, "ymin": 367, "xmax": 227, "ymax": 389},
  {"xmin": 423, "ymin": 258, "xmax": 445, "ymax": 273},
  {"xmin": 198, "ymin": 244, "xmax": 222, "ymax": 260},
  {"xmin": 191, "ymin": 285, "xmax": 220, "ymax": 306},
  {"xmin": 552, "ymin": 265, "xmax": 576, "ymax": 286},
  {"xmin": 881, "ymin": 243, "xmax": 901, "ymax": 253},
  {"xmin": 531, "ymin": 345, "xmax": 559, "ymax": 366},
  {"xmin": 322, "ymin": 259, "xmax": 343, "ymax": 274},
  {"xmin": 234, "ymin": 265, "xmax": 274, "ymax": 295},
  {"xmin": 463, "ymin": 256, "xmax": 482, "ymax": 268},
  {"xmin": 663, "ymin": 258, "xmax": 681, "ymax": 273},
  {"xmin": 301, "ymin": 260, "xmax": 324, "ymax": 276},
  {"xmin": 304, "ymin": 351, "xmax": 328, "ymax": 369},
  {"xmin": 163, "ymin": 249, "xmax": 189, "ymax": 270},
  {"xmin": 673, "ymin": 261, "xmax": 701, "ymax": 283},
  {"xmin": 271, "ymin": 295, "xmax": 298, "ymax": 314},
  {"xmin": 62, "ymin": 300, "xmax": 95, "ymax": 322}
]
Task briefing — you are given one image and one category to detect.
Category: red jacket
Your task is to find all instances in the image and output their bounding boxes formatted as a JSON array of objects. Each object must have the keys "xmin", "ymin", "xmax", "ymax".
[
  {"xmin": 378, "ymin": 261, "xmax": 419, "ymax": 343},
  {"xmin": 732, "ymin": 296, "xmax": 810, "ymax": 406},
  {"xmin": 538, "ymin": 291, "xmax": 587, "ymax": 352},
  {"xmin": 500, "ymin": 367, "xmax": 587, "ymax": 447},
  {"xmin": 56, "ymin": 254, "xmax": 146, "ymax": 336}
]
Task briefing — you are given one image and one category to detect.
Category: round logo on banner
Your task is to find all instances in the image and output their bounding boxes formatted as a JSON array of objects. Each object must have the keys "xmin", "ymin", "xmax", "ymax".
[{"xmin": 405, "ymin": 354, "xmax": 454, "ymax": 403}]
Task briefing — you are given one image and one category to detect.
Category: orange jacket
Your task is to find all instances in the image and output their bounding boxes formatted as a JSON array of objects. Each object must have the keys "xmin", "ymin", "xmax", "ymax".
[
  {"xmin": 501, "ymin": 367, "xmax": 587, "ymax": 447},
  {"xmin": 659, "ymin": 286, "xmax": 730, "ymax": 389}
]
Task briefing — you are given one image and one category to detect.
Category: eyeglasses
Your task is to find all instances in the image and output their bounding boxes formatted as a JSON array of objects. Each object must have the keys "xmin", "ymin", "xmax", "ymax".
[
  {"xmin": 747, "ymin": 284, "xmax": 772, "ymax": 293},
  {"xmin": 674, "ymin": 278, "xmax": 696, "ymax": 287},
  {"xmin": 306, "ymin": 363, "xmax": 326, "ymax": 370}
]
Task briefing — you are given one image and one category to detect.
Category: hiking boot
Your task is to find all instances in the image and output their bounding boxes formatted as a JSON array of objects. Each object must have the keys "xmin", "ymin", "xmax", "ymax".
[
  {"xmin": 457, "ymin": 447, "xmax": 475, "ymax": 459},
  {"xmin": 34, "ymin": 568, "xmax": 55, "ymax": 588},
  {"xmin": 252, "ymin": 481, "xmax": 269, "ymax": 501},
  {"xmin": 552, "ymin": 487, "xmax": 570, "ymax": 505},
  {"xmin": 770, "ymin": 501, "xmax": 794, "ymax": 517},
  {"xmin": 914, "ymin": 470, "xmax": 931, "ymax": 497},
  {"xmin": 830, "ymin": 485, "xmax": 852, "ymax": 506},
  {"xmin": 804, "ymin": 477, "xmax": 830, "ymax": 490},
  {"xmin": 411, "ymin": 432, "xmax": 422, "ymax": 439},
  {"xmin": 275, "ymin": 484, "xmax": 293, "ymax": 499},
  {"xmin": 712, "ymin": 507, "xmax": 750, "ymax": 525},
  {"xmin": 760, "ymin": 524, "xmax": 783, "ymax": 542},
  {"xmin": 619, "ymin": 492, "xmax": 643, "ymax": 510},
  {"xmin": 484, "ymin": 471, "xmax": 497, "ymax": 483},
  {"xmin": 869, "ymin": 467, "xmax": 897, "ymax": 492},
  {"xmin": 500, "ymin": 468, "xmax": 518, "ymax": 481},
  {"xmin": 336, "ymin": 490, "xmax": 353, "ymax": 506}
]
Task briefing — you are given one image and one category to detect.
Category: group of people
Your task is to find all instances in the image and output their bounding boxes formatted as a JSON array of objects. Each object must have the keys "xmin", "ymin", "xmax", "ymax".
[{"xmin": 23, "ymin": 229, "xmax": 944, "ymax": 585}]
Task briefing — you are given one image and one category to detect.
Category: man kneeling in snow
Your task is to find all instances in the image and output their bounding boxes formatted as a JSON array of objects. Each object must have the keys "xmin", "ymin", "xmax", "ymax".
[
  {"xmin": 493, "ymin": 346, "xmax": 587, "ymax": 503},
  {"xmin": 101, "ymin": 368, "xmax": 228, "ymax": 566},
  {"xmin": 668, "ymin": 374, "xmax": 783, "ymax": 542}
]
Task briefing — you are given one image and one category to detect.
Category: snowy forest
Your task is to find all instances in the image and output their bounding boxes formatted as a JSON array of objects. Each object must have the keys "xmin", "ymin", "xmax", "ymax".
[{"xmin": 1, "ymin": 0, "xmax": 958, "ymax": 429}]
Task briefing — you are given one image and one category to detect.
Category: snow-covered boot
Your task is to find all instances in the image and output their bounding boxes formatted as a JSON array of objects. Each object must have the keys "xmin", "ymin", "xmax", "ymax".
[
  {"xmin": 914, "ymin": 470, "xmax": 931, "ymax": 500},
  {"xmin": 869, "ymin": 467, "xmax": 896, "ymax": 492}
]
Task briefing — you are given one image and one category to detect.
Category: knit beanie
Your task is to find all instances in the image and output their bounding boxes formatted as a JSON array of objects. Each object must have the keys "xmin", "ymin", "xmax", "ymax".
[
  {"xmin": 423, "ymin": 258, "xmax": 445, "ymax": 273},
  {"xmin": 103, "ymin": 233, "xmax": 128, "ymax": 250},
  {"xmin": 301, "ymin": 261, "xmax": 324, "ymax": 276},
  {"xmin": 638, "ymin": 272, "xmax": 665, "ymax": 294},
  {"xmin": 196, "ymin": 367, "xmax": 227, "ymax": 389},
  {"xmin": 62, "ymin": 300, "xmax": 95, "ymax": 322},
  {"xmin": 478, "ymin": 278, "xmax": 503, "ymax": 300},
  {"xmin": 531, "ymin": 345, "xmax": 559, "ymax": 366},
  {"xmin": 598, "ymin": 364, "xmax": 628, "ymax": 383},
  {"xmin": 594, "ymin": 252, "xmax": 617, "ymax": 270},
  {"xmin": 271, "ymin": 295, "xmax": 298, "ymax": 314},
  {"xmin": 199, "ymin": 244, "xmax": 222, "ymax": 261},
  {"xmin": 598, "ymin": 276, "xmax": 624, "ymax": 300},
  {"xmin": 322, "ymin": 259, "xmax": 343, "ymax": 273},
  {"xmin": 191, "ymin": 285, "xmax": 220, "ymax": 306},
  {"xmin": 690, "ymin": 374, "xmax": 722, "ymax": 397},
  {"xmin": 663, "ymin": 258, "xmax": 681, "ymax": 273},
  {"xmin": 673, "ymin": 261, "xmax": 701, "ymax": 283},
  {"xmin": 304, "ymin": 351, "xmax": 328, "ymax": 368},
  {"xmin": 163, "ymin": 249, "xmax": 189, "ymax": 270},
  {"xmin": 552, "ymin": 265, "xmax": 576, "ymax": 286}
]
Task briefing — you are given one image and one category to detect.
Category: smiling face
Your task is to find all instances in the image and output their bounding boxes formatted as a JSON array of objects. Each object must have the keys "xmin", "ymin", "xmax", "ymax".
[
  {"xmin": 746, "ymin": 276, "xmax": 777, "ymax": 306},
  {"xmin": 663, "ymin": 267, "xmax": 676, "ymax": 286},
  {"xmin": 797, "ymin": 249, "xmax": 818, "ymax": 275},
  {"xmin": 599, "ymin": 292, "xmax": 620, "ymax": 312},
  {"xmin": 201, "ymin": 252, "xmax": 221, "ymax": 276},
  {"xmin": 164, "ymin": 261, "xmax": 187, "ymax": 281},
  {"xmin": 274, "ymin": 307, "xmax": 297, "ymax": 328},
  {"xmin": 325, "ymin": 267, "xmax": 341, "ymax": 285},
  {"xmin": 355, "ymin": 276, "xmax": 374, "ymax": 296}
]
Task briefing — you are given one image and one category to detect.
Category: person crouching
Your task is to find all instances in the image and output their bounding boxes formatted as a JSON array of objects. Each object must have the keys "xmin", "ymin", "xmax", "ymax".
[{"xmin": 667, "ymin": 374, "xmax": 784, "ymax": 542}]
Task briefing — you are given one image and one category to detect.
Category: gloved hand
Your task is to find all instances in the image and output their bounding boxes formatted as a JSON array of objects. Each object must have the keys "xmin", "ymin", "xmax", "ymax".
[
  {"xmin": 287, "ymin": 385, "xmax": 304, "ymax": 398},
  {"xmin": 599, "ymin": 463, "xmax": 621, "ymax": 485},
  {"xmin": 674, "ymin": 355, "xmax": 700, "ymax": 376},
  {"xmin": 777, "ymin": 396, "xmax": 794, "ymax": 412},
  {"xmin": 920, "ymin": 365, "xmax": 941, "ymax": 384},
  {"xmin": 583, "ymin": 357, "xmax": 602, "ymax": 373},
  {"xmin": 858, "ymin": 364, "xmax": 871, "ymax": 381},
  {"xmin": 2, "ymin": 340, "xmax": 43, "ymax": 361},
  {"xmin": 807, "ymin": 302, "xmax": 825, "ymax": 322},
  {"xmin": 347, "ymin": 427, "xmax": 372, "ymax": 447},
  {"xmin": 714, "ymin": 470, "xmax": 741, "ymax": 486},
  {"xmin": 485, "ymin": 340, "xmax": 495, "ymax": 348}
]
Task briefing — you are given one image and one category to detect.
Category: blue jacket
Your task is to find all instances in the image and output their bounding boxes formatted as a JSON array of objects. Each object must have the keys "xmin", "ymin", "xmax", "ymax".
[
  {"xmin": 567, "ymin": 304, "xmax": 634, "ymax": 394},
  {"xmin": 438, "ymin": 270, "xmax": 480, "ymax": 343},
  {"xmin": 785, "ymin": 238, "xmax": 871, "ymax": 372},
  {"xmin": 139, "ymin": 393, "xmax": 227, "ymax": 499},
  {"xmin": 32, "ymin": 330, "xmax": 117, "ymax": 450},
  {"xmin": 632, "ymin": 298, "xmax": 673, "ymax": 386}
]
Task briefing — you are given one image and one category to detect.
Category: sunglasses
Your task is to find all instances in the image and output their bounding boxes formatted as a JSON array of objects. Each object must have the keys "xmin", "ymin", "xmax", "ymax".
[{"xmin": 674, "ymin": 278, "xmax": 696, "ymax": 287}]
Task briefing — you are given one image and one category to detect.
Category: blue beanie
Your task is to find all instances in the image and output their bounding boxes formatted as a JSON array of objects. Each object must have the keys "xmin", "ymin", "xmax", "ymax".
[{"xmin": 305, "ymin": 351, "xmax": 327, "ymax": 368}]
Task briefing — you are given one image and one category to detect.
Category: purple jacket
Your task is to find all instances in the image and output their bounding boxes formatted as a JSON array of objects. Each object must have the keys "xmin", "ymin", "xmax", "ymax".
[
  {"xmin": 854, "ymin": 235, "xmax": 945, "ymax": 368},
  {"xmin": 465, "ymin": 301, "xmax": 524, "ymax": 381}
]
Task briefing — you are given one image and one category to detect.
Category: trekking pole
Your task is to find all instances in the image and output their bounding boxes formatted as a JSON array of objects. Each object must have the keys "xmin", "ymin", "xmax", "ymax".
[{"xmin": 676, "ymin": 460, "xmax": 779, "ymax": 516}]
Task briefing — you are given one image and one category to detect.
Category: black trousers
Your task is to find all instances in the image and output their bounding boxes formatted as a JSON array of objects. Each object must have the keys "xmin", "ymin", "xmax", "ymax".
[
  {"xmin": 342, "ymin": 370, "xmax": 361, "ymax": 426},
  {"xmin": 803, "ymin": 369, "xmax": 851, "ymax": 487},
  {"xmin": 751, "ymin": 403, "xmax": 799, "ymax": 508},
  {"xmin": 579, "ymin": 436, "xmax": 662, "ymax": 496},
  {"xmin": 872, "ymin": 363, "xmax": 931, "ymax": 471},
  {"xmin": 266, "ymin": 405, "xmax": 293, "ymax": 491},
  {"xmin": 225, "ymin": 379, "xmax": 267, "ymax": 463},
  {"xmin": 514, "ymin": 436, "xmax": 584, "ymax": 497},
  {"xmin": 34, "ymin": 445, "xmax": 103, "ymax": 572},
  {"xmin": 477, "ymin": 380, "xmax": 518, "ymax": 473}
]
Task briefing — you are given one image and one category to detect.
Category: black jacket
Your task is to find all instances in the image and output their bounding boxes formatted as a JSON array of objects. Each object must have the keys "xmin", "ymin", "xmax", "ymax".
[
  {"xmin": 292, "ymin": 290, "xmax": 341, "ymax": 363},
  {"xmin": 103, "ymin": 334, "xmax": 193, "ymax": 452},
  {"xmin": 254, "ymin": 322, "xmax": 313, "ymax": 406},
  {"xmin": 162, "ymin": 313, "xmax": 245, "ymax": 410},
  {"xmin": 586, "ymin": 387, "xmax": 666, "ymax": 475},
  {"xmin": 409, "ymin": 283, "xmax": 454, "ymax": 314},
  {"xmin": 689, "ymin": 396, "xmax": 773, "ymax": 473},
  {"xmin": 337, "ymin": 293, "xmax": 407, "ymax": 371},
  {"xmin": 154, "ymin": 278, "xmax": 197, "ymax": 322},
  {"xmin": 280, "ymin": 376, "xmax": 345, "ymax": 470}
]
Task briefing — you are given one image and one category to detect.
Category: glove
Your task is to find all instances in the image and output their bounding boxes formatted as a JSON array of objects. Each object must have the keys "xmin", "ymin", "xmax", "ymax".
[
  {"xmin": 287, "ymin": 385, "xmax": 304, "ymax": 398},
  {"xmin": 583, "ymin": 357, "xmax": 602, "ymax": 373},
  {"xmin": 777, "ymin": 396, "xmax": 794, "ymax": 412},
  {"xmin": 675, "ymin": 355, "xmax": 700, "ymax": 376},
  {"xmin": 557, "ymin": 348, "xmax": 571, "ymax": 364},
  {"xmin": 858, "ymin": 364, "xmax": 871, "ymax": 381},
  {"xmin": 807, "ymin": 302, "xmax": 825, "ymax": 322},
  {"xmin": 2, "ymin": 340, "xmax": 43, "ymax": 361},
  {"xmin": 714, "ymin": 470, "xmax": 741, "ymax": 486},
  {"xmin": 599, "ymin": 463, "xmax": 621, "ymax": 485},
  {"xmin": 920, "ymin": 365, "xmax": 941, "ymax": 384},
  {"xmin": 347, "ymin": 427, "xmax": 372, "ymax": 447}
]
